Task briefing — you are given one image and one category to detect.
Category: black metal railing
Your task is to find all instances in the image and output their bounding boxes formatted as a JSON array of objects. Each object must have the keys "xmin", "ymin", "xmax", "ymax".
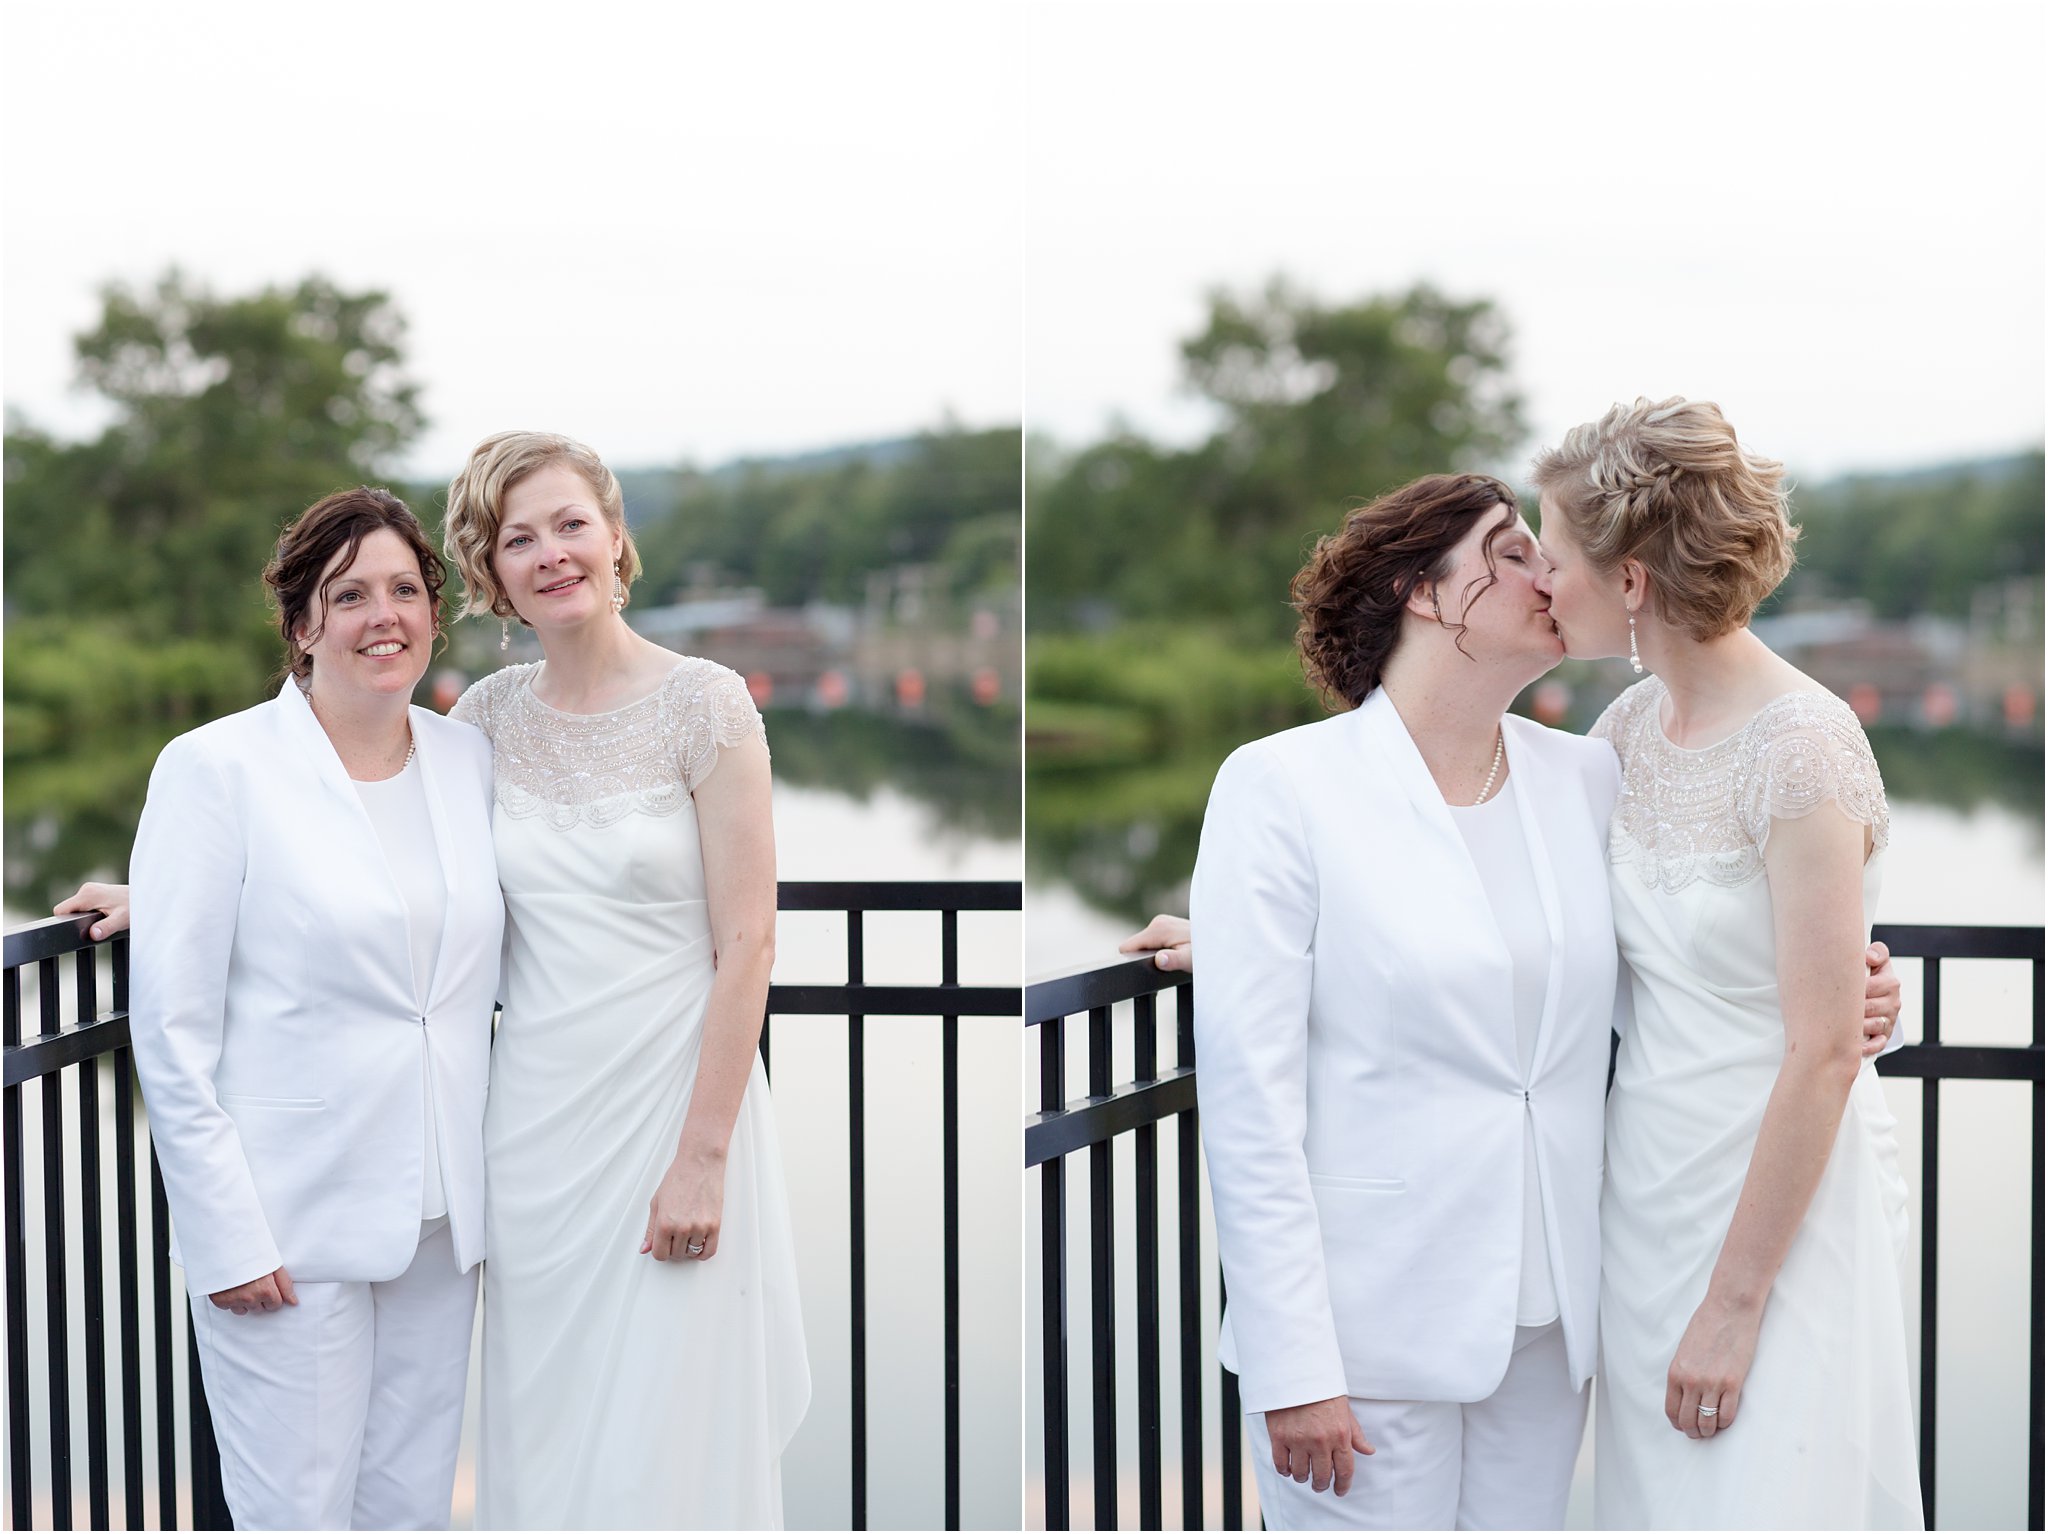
[
  {"xmin": 1025, "ymin": 924, "xmax": 2046, "ymax": 1532},
  {"xmin": 5, "ymin": 878, "xmax": 1020, "ymax": 1532}
]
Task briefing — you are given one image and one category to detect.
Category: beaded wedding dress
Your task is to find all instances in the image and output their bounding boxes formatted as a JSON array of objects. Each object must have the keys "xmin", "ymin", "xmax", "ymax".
[
  {"xmin": 455, "ymin": 659, "xmax": 809, "ymax": 1530},
  {"xmin": 1591, "ymin": 677, "xmax": 1921, "ymax": 1530}
]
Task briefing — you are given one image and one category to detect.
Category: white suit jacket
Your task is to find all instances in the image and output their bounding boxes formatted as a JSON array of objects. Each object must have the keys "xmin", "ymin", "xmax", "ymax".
[
  {"xmin": 129, "ymin": 681, "xmax": 504, "ymax": 1296},
  {"xmin": 1191, "ymin": 687, "xmax": 1620, "ymax": 1412}
]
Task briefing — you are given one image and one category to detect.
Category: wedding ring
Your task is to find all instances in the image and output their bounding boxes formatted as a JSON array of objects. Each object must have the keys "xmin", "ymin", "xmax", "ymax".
[
  {"xmin": 1697, "ymin": 1405, "xmax": 1719, "ymax": 1417},
  {"xmin": 687, "ymin": 1241, "xmax": 705, "ymax": 1254}
]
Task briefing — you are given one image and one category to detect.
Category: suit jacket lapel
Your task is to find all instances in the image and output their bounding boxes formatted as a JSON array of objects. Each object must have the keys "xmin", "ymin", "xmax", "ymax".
[
  {"xmin": 273, "ymin": 681, "xmax": 418, "ymax": 1012},
  {"xmin": 410, "ymin": 709, "xmax": 465, "ymax": 1015},
  {"xmin": 1353, "ymin": 689, "xmax": 1518, "ymax": 1073},
  {"xmin": 1501, "ymin": 722, "xmax": 1568, "ymax": 1079}
]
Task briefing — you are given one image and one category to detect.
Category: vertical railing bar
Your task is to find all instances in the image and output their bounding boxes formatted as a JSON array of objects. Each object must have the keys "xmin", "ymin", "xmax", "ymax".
[
  {"xmin": 187, "ymin": 1320, "xmax": 228, "ymax": 1530},
  {"xmin": 1174, "ymin": 984, "xmax": 1204, "ymax": 1530},
  {"xmin": 1919, "ymin": 957, "xmax": 1940, "ymax": 1527},
  {"xmin": 77, "ymin": 951, "xmax": 111, "ymax": 1531},
  {"xmin": 1133, "ymin": 992, "xmax": 1163, "ymax": 1530},
  {"xmin": 1219, "ymin": 1265, "xmax": 1243, "ymax": 1531},
  {"xmin": 1088, "ymin": 1004, "xmax": 1117, "ymax": 1530},
  {"xmin": 846, "ymin": 908, "xmax": 867, "ymax": 1531},
  {"xmin": 40, "ymin": 955, "xmax": 75, "ymax": 1531},
  {"xmin": 4, "ymin": 966, "xmax": 32, "ymax": 1532},
  {"xmin": 1040, "ymin": 1016, "xmax": 1070, "ymax": 1530},
  {"xmin": 759, "ymin": 1009, "xmax": 771, "ymax": 1081},
  {"xmin": 2031, "ymin": 953, "xmax": 2044, "ymax": 1533},
  {"xmin": 116, "ymin": 1046, "xmax": 145, "ymax": 1531},
  {"xmin": 941, "ymin": 908, "xmax": 962, "ymax": 1532},
  {"xmin": 151, "ymin": 1151, "xmax": 178, "ymax": 1528}
]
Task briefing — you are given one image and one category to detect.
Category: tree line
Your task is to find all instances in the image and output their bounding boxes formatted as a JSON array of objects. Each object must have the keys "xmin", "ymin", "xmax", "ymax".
[{"xmin": 2, "ymin": 270, "xmax": 1020, "ymax": 904}]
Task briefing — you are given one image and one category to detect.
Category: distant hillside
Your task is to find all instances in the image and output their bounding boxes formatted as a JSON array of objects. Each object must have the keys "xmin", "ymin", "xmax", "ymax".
[
  {"xmin": 616, "ymin": 437, "xmax": 928, "ymax": 530},
  {"xmin": 1775, "ymin": 447, "xmax": 2042, "ymax": 620}
]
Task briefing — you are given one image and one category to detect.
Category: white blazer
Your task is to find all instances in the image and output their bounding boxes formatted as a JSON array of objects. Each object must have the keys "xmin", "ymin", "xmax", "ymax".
[
  {"xmin": 1191, "ymin": 687, "xmax": 1620, "ymax": 1413},
  {"xmin": 129, "ymin": 681, "xmax": 504, "ymax": 1296}
]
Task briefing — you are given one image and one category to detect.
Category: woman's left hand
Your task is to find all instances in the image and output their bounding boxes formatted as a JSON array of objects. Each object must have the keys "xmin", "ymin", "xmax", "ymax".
[
  {"xmin": 641, "ymin": 1149, "xmax": 725, "ymax": 1262},
  {"xmin": 1665, "ymin": 1293, "xmax": 1762, "ymax": 1440}
]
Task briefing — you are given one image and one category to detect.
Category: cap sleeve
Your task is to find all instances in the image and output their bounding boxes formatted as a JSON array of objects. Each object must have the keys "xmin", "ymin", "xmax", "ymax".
[
  {"xmin": 449, "ymin": 669, "xmax": 501, "ymax": 741},
  {"xmin": 668, "ymin": 660, "xmax": 768, "ymax": 795},
  {"xmin": 1587, "ymin": 677, "xmax": 1658, "ymax": 767},
  {"xmin": 1739, "ymin": 694, "xmax": 1889, "ymax": 853}
]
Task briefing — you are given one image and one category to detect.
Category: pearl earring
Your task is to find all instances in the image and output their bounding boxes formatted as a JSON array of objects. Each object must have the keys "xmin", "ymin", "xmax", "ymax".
[
  {"xmin": 1628, "ymin": 613, "xmax": 1643, "ymax": 674},
  {"xmin": 500, "ymin": 618, "xmax": 511, "ymax": 653},
  {"xmin": 611, "ymin": 565, "xmax": 626, "ymax": 613}
]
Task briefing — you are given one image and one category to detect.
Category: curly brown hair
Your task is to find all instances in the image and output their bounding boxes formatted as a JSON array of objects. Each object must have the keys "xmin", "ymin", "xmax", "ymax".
[
  {"xmin": 263, "ymin": 486, "xmax": 447, "ymax": 682},
  {"xmin": 1291, "ymin": 472, "xmax": 1522, "ymax": 709}
]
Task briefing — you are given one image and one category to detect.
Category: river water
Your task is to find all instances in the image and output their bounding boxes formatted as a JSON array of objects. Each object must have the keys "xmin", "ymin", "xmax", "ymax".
[{"xmin": 1025, "ymin": 798, "xmax": 2044, "ymax": 1531}]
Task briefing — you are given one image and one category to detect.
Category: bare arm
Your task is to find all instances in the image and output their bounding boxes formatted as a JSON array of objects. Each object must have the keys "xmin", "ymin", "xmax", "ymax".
[
  {"xmin": 1664, "ymin": 804, "xmax": 1871, "ymax": 1438},
  {"xmin": 641, "ymin": 730, "xmax": 777, "ymax": 1263}
]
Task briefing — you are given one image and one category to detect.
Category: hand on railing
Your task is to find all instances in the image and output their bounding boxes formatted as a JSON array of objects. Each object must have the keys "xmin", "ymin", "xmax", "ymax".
[
  {"xmin": 54, "ymin": 880, "xmax": 132, "ymax": 942},
  {"xmin": 1266, "ymin": 1394, "xmax": 1374, "ymax": 1496},
  {"xmin": 1118, "ymin": 913, "xmax": 1192, "ymax": 973}
]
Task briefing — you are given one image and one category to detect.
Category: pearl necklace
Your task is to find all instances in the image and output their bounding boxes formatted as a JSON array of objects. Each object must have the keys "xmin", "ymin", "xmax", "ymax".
[{"xmin": 1472, "ymin": 728, "xmax": 1505, "ymax": 806}]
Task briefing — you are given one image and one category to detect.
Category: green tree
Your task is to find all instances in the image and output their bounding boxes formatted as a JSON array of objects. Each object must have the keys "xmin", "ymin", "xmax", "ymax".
[
  {"xmin": 4, "ymin": 270, "xmax": 427, "ymax": 904},
  {"xmin": 1028, "ymin": 279, "xmax": 1524, "ymax": 636}
]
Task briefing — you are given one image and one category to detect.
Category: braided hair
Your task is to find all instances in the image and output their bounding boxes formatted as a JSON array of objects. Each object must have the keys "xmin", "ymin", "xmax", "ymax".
[{"xmin": 1530, "ymin": 397, "xmax": 1798, "ymax": 641}]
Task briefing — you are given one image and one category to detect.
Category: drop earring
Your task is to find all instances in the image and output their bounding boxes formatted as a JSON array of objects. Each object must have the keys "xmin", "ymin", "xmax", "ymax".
[
  {"xmin": 1628, "ymin": 613, "xmax": 1642, "ymax": 674},
  {"xmin": 500, "ymin": 618, "xmax": 511, "ymax": 653},
  {"xmin": 611, "ymin": 565, "xmax": 626, "ymax": 613}
]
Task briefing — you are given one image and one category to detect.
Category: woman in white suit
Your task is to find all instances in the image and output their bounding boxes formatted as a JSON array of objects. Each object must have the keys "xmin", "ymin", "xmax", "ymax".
[
  {"xmin": 1184, "ymin": 472, "xmax": 1898, "ymax": 1531},
  {"xmin": 123, "ymin": 488, "xmax": 504, "ymax": 1530}
]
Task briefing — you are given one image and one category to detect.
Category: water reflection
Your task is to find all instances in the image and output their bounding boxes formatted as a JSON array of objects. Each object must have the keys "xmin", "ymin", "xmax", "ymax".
[
  {"xmin": 1028, "ymin": 720, "xmax": 2043, "ymax": 931},
  {"xmin": 3, "ymin": 701, "xmax": 1019, "ymax": 910}
]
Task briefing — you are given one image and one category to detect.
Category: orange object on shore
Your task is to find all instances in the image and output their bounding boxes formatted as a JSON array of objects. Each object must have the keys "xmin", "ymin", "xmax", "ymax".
[
  {"xmin": 746, "ymin": 672, "xmax": 774, "ymax": 706},
  {"xmin": 971, "ymin": 667, "xmax": 1000, "ymax": 706},
  {"xmin": 2005, "ymin": 684, "xmax": 2036, "ymax": 727},
  {"xmin": 896, "ymin": 668, "xmax": 926, "ymax": 707},
  {"xmin": 1847, "ymin": 683, "xmax": 1882, "ymax": 724},
  {"xmin": 815, "ymin": 670, "xmax": 849, "ymax": 709}
]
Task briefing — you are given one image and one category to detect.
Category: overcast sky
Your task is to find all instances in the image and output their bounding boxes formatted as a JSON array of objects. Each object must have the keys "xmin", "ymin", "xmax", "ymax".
[
  {"xmin": 1025, "ymin": 0, "xmax": 2045, "ymax": 481},
  {"xmin": 4, "ymin": 0, "xmax": 1023, "ymax": 477},
  {"xmin": 6, "ymin": 2, "xmax": 2041, "ymax": 485}
]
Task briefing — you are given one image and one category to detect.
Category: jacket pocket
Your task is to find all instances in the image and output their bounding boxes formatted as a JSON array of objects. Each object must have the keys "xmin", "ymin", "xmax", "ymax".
[{"xmin": 1307, "ymin": 1172, "xmax": 1405, "ymax": 1193}]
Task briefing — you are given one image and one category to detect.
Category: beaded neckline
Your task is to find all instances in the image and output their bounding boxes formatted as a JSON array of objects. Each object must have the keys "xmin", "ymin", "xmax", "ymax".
[
  {"xmin": 520, "ymin": 661, "xmax": 688, "ymax": 720},
  {"xmin": 1592, "ymin": 676, "xmax": 1888, "ymax": 894},
  {"xmin": 450, "ymin": 658, "xmax": 766, "ymax": 830}
]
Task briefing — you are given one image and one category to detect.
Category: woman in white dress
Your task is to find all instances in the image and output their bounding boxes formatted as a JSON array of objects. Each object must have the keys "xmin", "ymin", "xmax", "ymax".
[
  {"xmin": 1533, "ymin": 397, "xmax": 1920, "ymax": 1529},
  {"xmin": 442, "ymin": 432, "xmax": 809, "ymax": 1528}
]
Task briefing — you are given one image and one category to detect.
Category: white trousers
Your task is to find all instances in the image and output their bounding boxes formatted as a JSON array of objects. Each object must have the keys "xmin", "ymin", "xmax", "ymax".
[
  {"xmin": 188, "ymin": 1217, "xmax": 478, "ymax": 1530},
  {"xmin": 1251, "ymin": 1321, "xmax": 1589, "ymax": 1531}
]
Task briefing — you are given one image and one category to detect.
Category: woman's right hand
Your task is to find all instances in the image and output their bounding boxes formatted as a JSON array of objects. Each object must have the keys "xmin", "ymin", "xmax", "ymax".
[
  {"xmin": 209, "ymin": 1265, "xmax": 298, "ymax": 1316},
  {"xmin": 1118, "ymin": 913, "xmax": 1193, "ymax": 973},
  {"xmin": 1265, "ymin": 1394, "xmax": 1374, "ymax": 1495},
  {"xmin": 54, "ymin": 882, "xmax": 131, "ymax": 941}
]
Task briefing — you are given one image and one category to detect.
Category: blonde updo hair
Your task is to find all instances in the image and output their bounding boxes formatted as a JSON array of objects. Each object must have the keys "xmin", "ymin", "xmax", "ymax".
[
  {"xmin": 442, "ymin": 430, "xmax": 643, "ymax": 623},
  {"xmin": 1530, "ymin": 397, "xmax": 1798, "ymax": 641}
]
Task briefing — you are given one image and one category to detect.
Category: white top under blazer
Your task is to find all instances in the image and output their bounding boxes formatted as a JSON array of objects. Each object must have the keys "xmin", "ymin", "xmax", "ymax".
[
  {"xmin": 128, "ymin": 681, "xmax": 505, "ymax": 1296},
  {"xmin": 1191, "ymin": 687, "xmax": 1621, "ymax": 1412}
]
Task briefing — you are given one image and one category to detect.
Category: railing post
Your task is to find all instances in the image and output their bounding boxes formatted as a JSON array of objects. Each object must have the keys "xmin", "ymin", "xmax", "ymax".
[
  {"xmin": 1920, "ymin": 956, "xmax": 1941, "ymax": 1526},
  {"xmin": 941, "ymin": 908, "xmax": 962, "ymax": 1532},
  {"xmin": 1040, "ymin": 1015, "xmax": 1070, "ymax": 1530}
]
